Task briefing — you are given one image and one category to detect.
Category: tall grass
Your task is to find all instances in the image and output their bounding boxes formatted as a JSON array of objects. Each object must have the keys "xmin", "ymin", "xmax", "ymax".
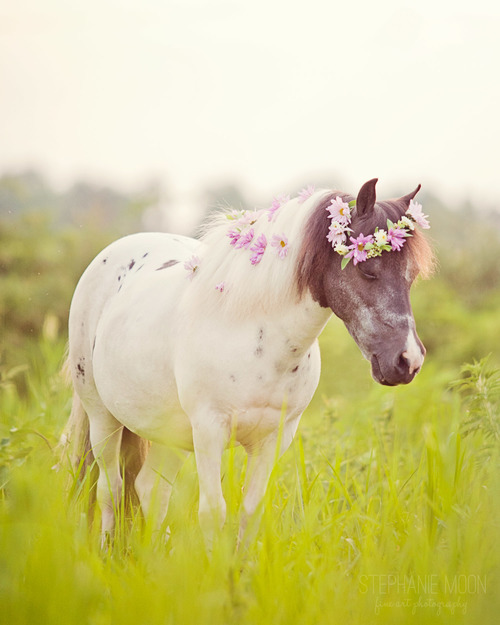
[{"xmin": 1, "ymin": 333, "xmax": 499, "ymax": 624}]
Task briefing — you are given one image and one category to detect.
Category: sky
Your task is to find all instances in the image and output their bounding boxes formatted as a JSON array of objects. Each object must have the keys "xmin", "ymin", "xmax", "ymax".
[{"xmin": 1, "ymin": 0, "xmax": 499, "ymax": 224}]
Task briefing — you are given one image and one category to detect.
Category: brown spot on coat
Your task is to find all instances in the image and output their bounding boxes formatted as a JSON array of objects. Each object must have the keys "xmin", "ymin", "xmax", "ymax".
[{"xmin": 155, "ymin": 260, "xmax": 179, "ymax": 271}]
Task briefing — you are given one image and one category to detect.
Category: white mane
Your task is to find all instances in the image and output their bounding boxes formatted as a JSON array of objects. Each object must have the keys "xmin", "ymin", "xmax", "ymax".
[{"xmin": 182, "ymin": 190, "xmax": 331, "ymax": 319}]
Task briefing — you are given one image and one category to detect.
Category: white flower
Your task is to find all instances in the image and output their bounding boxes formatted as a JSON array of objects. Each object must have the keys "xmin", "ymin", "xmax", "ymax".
[
  {"xmin": 329, "ymin": 220, "xmax": 344, "ymax": 234},
  {"xmin": 238, "ymin": 209, "xmax": 261, "ymax": 226},
  {"xmin": 226, "ymin": 209, "xmax": 244, "ymax": 221},
  {"xmin": 400, "ymin": 215, "xmax": 415, "ymax": 230},
  {"xmin": 326, "ymin": 221, "xmax": 345, "ymax": 243},
  {"xmin": 374, "ymin": 229, "xmax": 388, "ymax": 245},
  {"xmin": 334, "ymin": 243, "xmax": 349, "ymax": 256},
  {"xmin": 406, "ymin": 199, "xmax": 430, "ymax": 229},
  {"xmin": 184, "ymin": 255, "xmax": 201, "ymax": 279}
]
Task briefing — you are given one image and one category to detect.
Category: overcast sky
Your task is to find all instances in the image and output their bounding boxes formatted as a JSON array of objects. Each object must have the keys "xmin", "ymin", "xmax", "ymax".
[{"xmin": 1, "ymin": 0, "xmax": 499, "ymax": 218}]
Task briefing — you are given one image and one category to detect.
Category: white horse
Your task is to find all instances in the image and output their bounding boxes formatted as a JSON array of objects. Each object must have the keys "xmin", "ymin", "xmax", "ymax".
[{"xmin": 64, "ymin": 179, "xmax": 433, "ymax": 549}]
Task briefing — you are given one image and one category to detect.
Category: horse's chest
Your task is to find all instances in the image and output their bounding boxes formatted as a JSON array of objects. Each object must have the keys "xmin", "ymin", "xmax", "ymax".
[{"xmin": 177, "ymin": 322, "xmax": 321, "ymax": 419}]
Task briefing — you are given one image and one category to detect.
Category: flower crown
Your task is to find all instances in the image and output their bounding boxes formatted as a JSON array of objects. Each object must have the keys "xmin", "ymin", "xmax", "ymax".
[{"xmin": 326, "ymin": 196, "xmax": 430, "ymax": 269}]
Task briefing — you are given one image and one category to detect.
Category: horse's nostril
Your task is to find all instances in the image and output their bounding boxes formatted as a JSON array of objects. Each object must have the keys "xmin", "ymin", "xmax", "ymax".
[
  {"xmin": 399, "ymin": 352, "xmax": 410, "ymax": 371},
  {"xmin": 400, "ymin": 351, "xmax": 420, "ymax": 376}
]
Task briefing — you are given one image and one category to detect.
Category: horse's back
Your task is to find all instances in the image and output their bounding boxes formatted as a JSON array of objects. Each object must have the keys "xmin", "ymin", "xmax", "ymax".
[
  {"xmin": 70, "ymin": 231, "xmax": 196, "ymax": 334},
  {"xmin": 68, "ymin": 232, "xmax": 198, "ymax": 414}
]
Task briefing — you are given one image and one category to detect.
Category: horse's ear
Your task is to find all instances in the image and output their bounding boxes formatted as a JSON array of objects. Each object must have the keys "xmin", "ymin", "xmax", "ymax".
[
  {"xmin": 400, "ymin": 184, "xmax": 421, "ymax": 206},
  {"xmin": 355, "ymin": 178, "xmax": 378, "ymax": 216}
]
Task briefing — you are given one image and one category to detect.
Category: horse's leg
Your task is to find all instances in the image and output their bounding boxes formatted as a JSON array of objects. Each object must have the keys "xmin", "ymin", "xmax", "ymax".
[
  {"xmin": 240, "ymin": 416, "xmax": 301, "ymax": 546},
  {"xmin": 239, "ymin": 437, "xmax": 277, "ymax": 547},
  {"xmin": 191, "ymin": 416, "xmax": 229, "ymax": 552},
  {"xmin": 134, "ymin": 442, "xmax": 187, "ymax": 537},
  {"xmin": 87, "ymin": 407, "xmax": 124, "ymax": 545}
]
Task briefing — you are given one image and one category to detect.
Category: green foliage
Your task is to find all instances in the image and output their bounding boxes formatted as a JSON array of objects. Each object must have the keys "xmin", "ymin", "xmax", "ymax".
[
  {"xmin": 451, "ymin": 356, "xmax": 500, "ymax": 463},
  {"xmin": 0, "ymin": 214, "xmax": 102, "ymax": 364},
  {"xmin": 427, "ymin": 195, "xmax": 500, "ymax": 310},
  {"xmin": 0, "ymin": 335, "xmax": 70, "ymax": 489}
]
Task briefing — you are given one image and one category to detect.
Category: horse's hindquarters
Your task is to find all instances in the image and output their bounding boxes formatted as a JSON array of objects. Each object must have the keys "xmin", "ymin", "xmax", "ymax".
[{"xmin": 68, "ymin": 231, "xmax": 199, "ymax": 449}]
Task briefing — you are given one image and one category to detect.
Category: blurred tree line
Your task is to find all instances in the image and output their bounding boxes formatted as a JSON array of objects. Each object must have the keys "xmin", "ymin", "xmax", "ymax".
[
  {"xmin": 1, "ymin": 170, "xmax": 499, "ymax": 383},
  {"xmin": 0, "ymin": 170, "xmax": 157, "ymax": 370}
]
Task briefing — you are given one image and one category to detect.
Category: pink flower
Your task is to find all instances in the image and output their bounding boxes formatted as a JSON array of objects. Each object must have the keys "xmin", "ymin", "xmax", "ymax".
[
  {"xmin": 234, "ymin": 227, "xmax": 255, "ymax": 249},
  {"xmin": 215, "ymin": 281, "xmax": 225, "ymax": 292},
  {"xmin": 249, "ymin": 233, "xmax": 267, "ymax": 265},
  {"xmin": 267, "ymin": 195, "xmax": 289, "ymax": 222},
  {"xmin": 327, "ymin": 196, "xmax": 351, "ymax": 225},
  {"xmin": 387, "ymin": 226, "xmax": 407, "ymax": 251},
  {"xmin": 227, "ymin": 228, "xmax": 241, "ymax": 246},
  {"xmin": 407, "ymin": 199, "xmax": 430, "ymax": 229},
  {"xmin": 270, "ymin": 233, "xmax": 289, "ymax": 259},
  {"xmin": 298, "ymin": 185, "xmax": 315, "ymax": 203},
  {"xmin": 184, "ymin": 255, "xmax": 201, "ymax": 278},
  {"xmin": 346, "ymin": 233, "xmax": 373, "ymax": 265}
]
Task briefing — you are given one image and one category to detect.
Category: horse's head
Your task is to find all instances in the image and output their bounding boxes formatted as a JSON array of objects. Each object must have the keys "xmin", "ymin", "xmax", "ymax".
[{"xmin": 298, "ymin": 179, "xmax": 433, "ymax": 386}]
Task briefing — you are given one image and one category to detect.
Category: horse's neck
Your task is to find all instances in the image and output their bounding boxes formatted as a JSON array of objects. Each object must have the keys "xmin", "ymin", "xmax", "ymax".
[{"xmin": 267, "ymin": 293, "xmax": 332, "ymax": 353}]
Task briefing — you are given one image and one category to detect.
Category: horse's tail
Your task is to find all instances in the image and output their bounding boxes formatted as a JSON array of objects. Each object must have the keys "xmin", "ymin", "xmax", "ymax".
[
  {"xmin": 59, "ymin": 357, "xmax": 93, "ymax": 479},
  {"xmin": 121, "ymin": 429, "xmax": 151, "ymax": 508},
  {"xmin": 60, "ymin": 357, "xmax": 150, "ymax": 514}
]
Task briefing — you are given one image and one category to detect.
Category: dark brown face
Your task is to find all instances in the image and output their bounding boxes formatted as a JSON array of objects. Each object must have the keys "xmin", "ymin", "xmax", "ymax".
[
  {"xmin": 296, "ymin": 178, "xmax": 429, "ymax": 387},
  {"xmin": 324, "ymin": 249, "xmax": 425, "ymax": 386}
]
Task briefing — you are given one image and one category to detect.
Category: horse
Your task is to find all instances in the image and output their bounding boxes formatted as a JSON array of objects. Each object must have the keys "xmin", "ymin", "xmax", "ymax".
[{"xmin": 64, "ymin": 178, "xmax": 433, "ymax": 549}]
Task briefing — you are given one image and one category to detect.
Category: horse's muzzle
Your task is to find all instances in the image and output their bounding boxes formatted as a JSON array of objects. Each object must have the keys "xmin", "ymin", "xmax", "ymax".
[{"xmin": 370, "ymin": 348, "xmax": 425, "ymax": 386}]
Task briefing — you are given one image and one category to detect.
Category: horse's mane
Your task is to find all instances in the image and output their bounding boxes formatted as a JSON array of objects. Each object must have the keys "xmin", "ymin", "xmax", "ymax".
[
  {"xmin": 183, "ymin": 190, "xmax": 331, "ymax": 319},
  {"xmin": 183, "ymin": 188, "xmax": 434, "ymax": 319}
]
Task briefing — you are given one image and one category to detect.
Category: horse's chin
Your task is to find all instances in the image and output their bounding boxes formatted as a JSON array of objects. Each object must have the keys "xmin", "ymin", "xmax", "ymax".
[
  {"xmin": 370, "ymin": 355, "xmax": 413, "ymax": 387},
  {"xmin": 370, "ymin": 355, "xmax": 394, "ymax": 386}
]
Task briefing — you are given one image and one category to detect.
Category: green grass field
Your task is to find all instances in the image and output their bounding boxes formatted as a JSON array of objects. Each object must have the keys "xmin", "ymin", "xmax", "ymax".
[{"xmin": 1, "ymin": 317, "xmax": 499, "ymax": 625}]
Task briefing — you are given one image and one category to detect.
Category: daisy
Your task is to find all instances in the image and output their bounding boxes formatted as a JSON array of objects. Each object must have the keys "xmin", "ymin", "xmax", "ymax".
[
  {"xmin": 249, "ymin": 233, "xmax": 267, "ymax": 265},
  {"xmin": 346, "ymin": 234, "xmax": 374, "ymax": 265},
  {"xmin": 399, "ymin": 215, "xmax": 415, "ymax": 231},
  {"xmin": 226, "ymin": 209, "xmax": 244, "ymax": 221},
  {"xmin": 406, "ymin": 199, "xmax": 430, "ymax": 229},
  {"xmin": 327, "ymin": 196, "xmax": 351, "ymax": 225},
  {"xmin": 327, "ymin": 220, "xmax": 350, "ymax": 247},
  {"xmin": 184, "ymin": 255, "xmax": 201, "ymax": 279},
  {"xmin": 374, "ymin": 229, "xmax": 388, "ymax": 246},
  {"xmin": 227, "ymin": 228, "xmax": 241, "ymax": 246},
  {"xmin": 267, "ymin": 195, "xmax": 289, "ymax": 222},
  {"xmin": 234, "ymin": 227, "xmax": 255, "ymax": 249},
  {"xmin": 270, "ymin": 233, "xmax": 289, "ymax": 259},
  {"xmin": 297, "ymin": 185, "xmax": 315, "ymax": 203},
  {"xmin": 334, "ymin": 243, "xmax": 349, "ymax": 256},
  {"xmin": 238, "ymin": 209, "xmax": 261, "ymax": 226},
  {"xmin": 387, "ymin": 226, "xmax": 407, "ymax": 251}
]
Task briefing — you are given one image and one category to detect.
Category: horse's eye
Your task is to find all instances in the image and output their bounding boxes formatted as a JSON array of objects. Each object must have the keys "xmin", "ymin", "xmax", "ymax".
[{"xmin": 358, "ymin": 266, "xmax": 377, "ymax": 280}]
